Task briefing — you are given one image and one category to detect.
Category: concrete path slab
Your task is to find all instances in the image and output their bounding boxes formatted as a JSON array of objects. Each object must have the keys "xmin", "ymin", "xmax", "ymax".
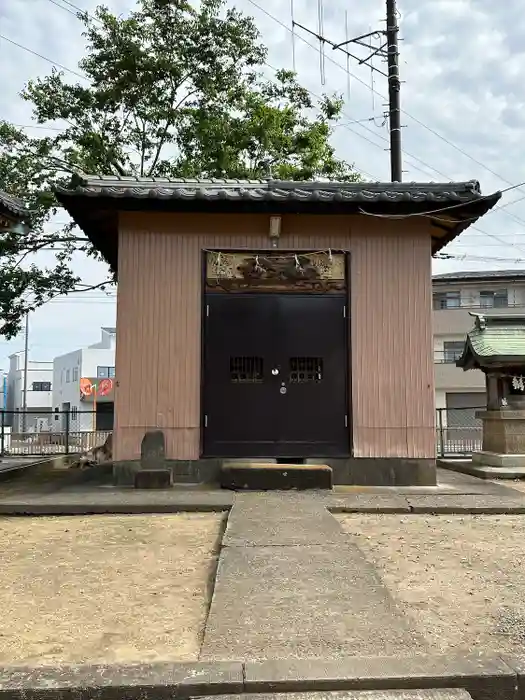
[
  {"xmin": 243, "ymin": 654, "xmax": 516, "ymax": 700},
  {"xmin": 0, "ymin": 661, "xmax": 244, "ymax": 698},
  {"xmin": 0, "ymin": 489, "xmax": 234, "ymax": 514},
  {"xmin": 326, "ymin": 495, "xmax": 410, "ymax": 513},
  {"xmin": 201, "ymin": 494, "xmax": 426, "ymax": 661},
  {"xmin": 198, "ymin": 691, "xmax": 473, "ymax": 700},
  {"xmin": 223, "ymin": 493, "xmax": 347, "ymax": 546},
  {"xmin": 407, "ymin": 495, "xmax": 525, "ymax": 514}
]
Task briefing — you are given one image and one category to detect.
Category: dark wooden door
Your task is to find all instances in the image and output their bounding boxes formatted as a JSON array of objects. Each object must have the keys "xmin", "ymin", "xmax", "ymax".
[{"xmin": 203, "ymin": 293, "xmax": 349, "ymax": 458}]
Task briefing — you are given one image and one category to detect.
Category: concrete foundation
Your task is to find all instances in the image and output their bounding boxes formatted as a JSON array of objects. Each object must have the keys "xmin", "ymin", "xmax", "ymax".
[
  {"xmin": 472, "ymin": 451, "xmax": 525, "ymax": 469},
  {"xmin": 114, "ymin": 457, "xmax": 435, "ymax": 488},
  {"xmin": 318, "ymin": 458, "xmax": 437, "ymax": 487}
]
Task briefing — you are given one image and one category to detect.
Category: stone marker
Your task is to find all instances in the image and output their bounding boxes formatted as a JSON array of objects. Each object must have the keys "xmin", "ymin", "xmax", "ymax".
[
  {"xmin": 134, "ymin": 430, "xmax": 171, "ymax": 488},
  {"xmin": 140, "ymin": 430, "xmax": 166, "ymax": 469}
]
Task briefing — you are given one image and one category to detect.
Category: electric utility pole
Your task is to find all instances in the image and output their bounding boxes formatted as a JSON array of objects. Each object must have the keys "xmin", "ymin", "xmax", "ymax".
[
  {"xmin": 292, "ymin": 0, "xmax": 403, "ymax": 181},
  {"xmin": 386, "ymin": 0, "xmax": 402, "ymax": 181},
  {"xmin": 21, "ymin": 313, "xmax": 29, "ymax": 434}
]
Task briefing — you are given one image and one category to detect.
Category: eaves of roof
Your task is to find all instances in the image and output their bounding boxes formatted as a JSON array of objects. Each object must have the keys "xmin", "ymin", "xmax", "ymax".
[
  {"xmin": 0, "ymin": 189, "xmax": 29, "ymax": 220},
  {"xmin": 54, "ymin": 175, "xmax": 502, "ymax": 272}
]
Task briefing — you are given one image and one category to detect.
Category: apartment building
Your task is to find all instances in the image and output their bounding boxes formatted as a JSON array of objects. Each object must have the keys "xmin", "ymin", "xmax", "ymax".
[
  {"xmin": 433, "ymin": 269, "xmax": 525, "ymax": 422},
  {"xmin": 5, "ymin": 353, "xmax": 53, "ymax": 432},
  {"xmin": 52, "ymin": 327, "xmax": 116, "ymax": 432}
]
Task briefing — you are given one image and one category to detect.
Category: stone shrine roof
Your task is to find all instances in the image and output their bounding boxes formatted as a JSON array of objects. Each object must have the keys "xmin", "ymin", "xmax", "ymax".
[{"xmin": 457, "ymin": 313, "xmax": 525, "ymax": 370}]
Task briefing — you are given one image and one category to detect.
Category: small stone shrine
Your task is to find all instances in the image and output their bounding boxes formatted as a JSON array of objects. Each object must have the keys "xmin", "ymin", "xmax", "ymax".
[{"xmin": 456, "ymin": 312, "xmax": 525, "ymax": 475}]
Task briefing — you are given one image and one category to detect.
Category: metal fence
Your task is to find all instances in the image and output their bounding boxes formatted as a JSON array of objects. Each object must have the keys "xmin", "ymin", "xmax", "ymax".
[
  {"xmin": 0, "ymin": 407, "xmax": 483, "ymax": 459},
  {"xmin": 436, "ymin": 406, "xmax": 483, "ymax": 457},
  {"xmin": 0, "ymin": 410, "xmax": 112, "ymax": 456}
]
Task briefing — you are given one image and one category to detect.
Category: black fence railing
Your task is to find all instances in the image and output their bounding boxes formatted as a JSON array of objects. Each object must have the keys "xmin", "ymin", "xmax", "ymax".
[
  {"xmin": 436, "ymin": 406, "xmax": 483, "ymax": 457},
  {"xmin": 0, "ymin": 410, "xmax": 112, "ymax": 456},
  {"xmin": 434, "ymin": 351, "xmax": 463, "ymax": 364},
  {"xmin": 0, "ymin": 407, "xmax": 483, "ymax": 459}
]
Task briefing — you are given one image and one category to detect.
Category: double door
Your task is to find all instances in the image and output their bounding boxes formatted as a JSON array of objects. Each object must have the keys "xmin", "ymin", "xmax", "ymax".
[{"xmin": 202, "ymin": 293, "xmax": 349, "ymax": 458}]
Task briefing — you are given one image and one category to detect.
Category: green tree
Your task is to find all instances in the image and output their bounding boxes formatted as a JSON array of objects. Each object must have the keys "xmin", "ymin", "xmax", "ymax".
[{"xmin": 0, "ymin": 0, "xmax": 361, "ymax": 339}]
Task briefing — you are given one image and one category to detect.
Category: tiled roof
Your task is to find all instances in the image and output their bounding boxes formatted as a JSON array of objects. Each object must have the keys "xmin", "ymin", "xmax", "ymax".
[
  {"xmin": 56, "ymin": 175, "xmax": 491, "ymax": 204},
  {"xmin": 0, "ymin": 189, "xmax": 28, "ymax": 218},
  {"xmin": 54, "ymin": 174, "xmax": 502, "ymax": 271},
  {"xmin": 434, "ymin": 270, "xmax": 525, "ymax": 283},
  {"xmin": 457, "ymin": 313, "xmax": 525, "ymax": 368}
]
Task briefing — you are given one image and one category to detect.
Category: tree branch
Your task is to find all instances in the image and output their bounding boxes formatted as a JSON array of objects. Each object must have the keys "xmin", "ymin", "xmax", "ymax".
[
  {"xmin": 147, "ymin": 78, "xmax": 197, "ymax": 177},
  {"xmin": 74, "ymin": 280, "xmax": 115, "ymax": 293}
]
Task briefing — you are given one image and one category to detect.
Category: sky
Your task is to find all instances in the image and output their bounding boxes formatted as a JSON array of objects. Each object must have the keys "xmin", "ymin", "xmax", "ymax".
[{"xmin": 2, "ymin": 0, "xmax": 525, "ymax": 370}]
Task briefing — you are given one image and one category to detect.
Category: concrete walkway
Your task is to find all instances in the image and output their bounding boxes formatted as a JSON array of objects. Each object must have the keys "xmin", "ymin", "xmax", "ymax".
[{"xmin": 200, "ymin": 493, "xmax": 427, "ymax": 661}]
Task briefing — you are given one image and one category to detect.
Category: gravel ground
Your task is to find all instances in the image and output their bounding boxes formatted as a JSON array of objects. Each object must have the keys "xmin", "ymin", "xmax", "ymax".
[
  {"xmin": 338, "ymin": 514, "xmax": 525, "ymax": 654},
  {"xmin": 0, "ymin": 514, "xmax": 224, "ymax": 667}
]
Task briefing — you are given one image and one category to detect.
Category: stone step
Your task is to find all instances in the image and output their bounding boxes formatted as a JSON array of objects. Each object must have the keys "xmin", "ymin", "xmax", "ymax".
[
  {"xmin": 220, "ymin": 461, "xmax": 333, "ymax": 490},
  {"xmin": 198, "ymin": 690, "xmax": 473, "ymax": 700}
]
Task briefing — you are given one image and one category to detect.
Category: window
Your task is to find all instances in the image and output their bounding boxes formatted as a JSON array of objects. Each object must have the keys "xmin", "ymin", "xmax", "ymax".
[
  {"xmin": 32, "ymin": 382, "xmax": 51, "ymax": 391},
  {"xmin": 289, "ymin": 357, "xmax": 323, "ymax": 383},
  {"xmin": 443, "ymin": 341, "xmax": 464, "ymax": 364},
  {"xmin": 72, "ymin": 367, "xmax": 79, "ymax": 382},
  {"xmin": 71, "ymin": 406, "xmax": 78, "ymax": 421},
  {"xmin": 66, "ymin": 369, "xmax": 70, "ymax": 383},
  {"xmin": 230, "ymin": 357, "xmax": 263, "ymax": 383},
  {"xmin": 479, "ymin": 289, "xmax": 508, "ymax": 308},
  {"xmin": 433, "ymin": 291, "xmax": 461, "ymax": 310},
  {"xmin": 97, "ymin": 366, "xmax": 115, "ymax": 378}
]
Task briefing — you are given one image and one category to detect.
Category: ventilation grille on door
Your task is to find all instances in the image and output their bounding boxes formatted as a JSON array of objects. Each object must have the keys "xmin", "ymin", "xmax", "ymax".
[
  {"xmin": 289, "ymin": 357, "xmax": 323, "ymax": 383},
  {"xmin": 230, "ymin": 357, "xmax": 264, "ymax": 383}
]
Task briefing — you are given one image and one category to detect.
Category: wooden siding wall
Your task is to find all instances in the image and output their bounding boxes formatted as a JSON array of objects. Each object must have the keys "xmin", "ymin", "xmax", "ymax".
[{"xmin": 114, "ymin": 212, "xmax": 435, "ymax": 462}]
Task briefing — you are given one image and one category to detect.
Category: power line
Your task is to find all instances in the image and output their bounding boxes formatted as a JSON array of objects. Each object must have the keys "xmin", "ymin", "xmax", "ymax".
[
  {"xmin": 10, "ymin": 123, "xmax": 64, "ymax": 131},
  {"xmin": 246, "ymin": 1, "xmax": 525, "ymax": 222},
  {"xmin": 0, "ymin": 34, "xmax": 87, "ymax": 81},
  {"xmin": 279, "ymin": 1, "xmax": 525, "ymax": 196},
  {"xmin": 291, "ymin": 0, "xmax": 402, "ymax": 181},
  {"xmin": 41, "ymin": 0, "xmax": 380, "ymax": 180},
  {"xmin": 13, "ymin": 0, "xmax": 525, "ymax": 254},
  {"xmin": 46, "ymin": 0, "xmax": 78, "ymax": 18},
  {"xmin": 249, "ymin": 4, "xmax": 476, "ymax": 183},
  {"xmin": 42, "ymin": 0, "xmax": 485, "ymax": 191},
  {"xmin": 244, "ymin": 0, "xmax": 525, "ymax": 254},
  {"xmin": 56, "ymin": 0, "xmax": 101, "ymax": 21}
]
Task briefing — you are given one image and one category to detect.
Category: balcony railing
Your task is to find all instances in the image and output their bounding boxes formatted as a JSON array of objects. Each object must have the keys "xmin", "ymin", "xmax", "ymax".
[
  {"xmin": 434, "ymin": 351, "xmax": 463, "ymax": 364},
  {"xmin": 433, "ymin": 301, "xmax": 524, "ymax": 311}
]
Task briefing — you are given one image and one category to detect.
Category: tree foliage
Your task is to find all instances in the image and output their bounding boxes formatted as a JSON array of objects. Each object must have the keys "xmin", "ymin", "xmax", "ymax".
[{"xmin": 0, "ymin": 0, "xmax": 361, "ymax": 338}]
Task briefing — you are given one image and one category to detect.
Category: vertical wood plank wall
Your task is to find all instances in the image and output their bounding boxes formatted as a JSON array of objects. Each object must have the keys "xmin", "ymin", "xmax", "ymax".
[{"xmin": 114, "ymin": 212, "xmax": 435, "ymax": 462}]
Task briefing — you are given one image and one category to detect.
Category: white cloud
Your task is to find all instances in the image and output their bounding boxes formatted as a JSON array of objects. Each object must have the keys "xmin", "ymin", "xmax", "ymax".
[{"xmin": 1, "ymin": 0, "xmax": 525, "ymax": 367}]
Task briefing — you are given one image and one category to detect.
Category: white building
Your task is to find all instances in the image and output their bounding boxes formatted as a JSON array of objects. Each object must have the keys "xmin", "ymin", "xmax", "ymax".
[
  {"xmin": 6, "ymin": 353, "xmax": 53, "ymax": 432},
  {"xmin": 52, "ymin": 327, "xmax": 116, "ymax": 432}
]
